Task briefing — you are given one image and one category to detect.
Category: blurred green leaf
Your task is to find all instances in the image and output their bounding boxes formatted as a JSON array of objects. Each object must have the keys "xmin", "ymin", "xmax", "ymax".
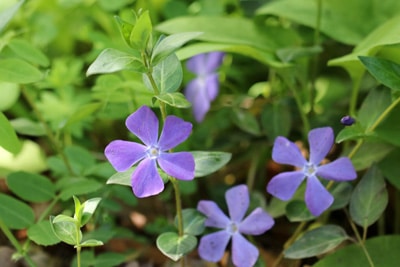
[
  {"xmin": 129, "ymin": 10, "xmax": 152, "ymax": 50},
  {"xmin": 10, "ymin": 118, "xmax": 45, "ymax": 136},
  {"xmin": 350, "ymin": 164, "xmax": 388, "ymax": 228},
  {"xmin": 261, "ymin": 100, "xmax": 292, "ymax": 140},
  {"xmin": 79, "ymin": 239, "xmax": 103, "ymax": 247},
  {"xmin": 93, "ymin": 252, "xmax": 126, "ymax": 267},
  {"xmin": 0, "ymin": 82, "xmax": 19, "ymax": 111},
  {"xmin": 374, "ymin": 104, "xmax": 400, "ymax": 147},
  {"xmin": 0, "ymin": 193, "xmax": 34, "ymax": 229},
  {"xmin": 7, "ymin": 171, "xmax": 56, "ymax": 202},
  {"xmin": 58, "ymin": 178, "xmax": 102, "ymax": 201},
  {"xmin": 286, "ymin": 200, "xmax": 315, "ymax": 222},
  {"xmin": 7, "ymin": 38, "xmax": 49, "ymax": 67},
  {"xmin": 156, "ymin": 232, "xmax": 197, "ymax": 261},
  {"xmin": 359, "ymin": 56, "xmax": 400, "ymax": 90},
  {"xmin": 154, "ymin": 92, "xmax": 191, "ymax": 108},
  {"xmin": 191, "ymin": 151, "xmax": 231, "ymax": 177},
  {"xmin": 330, "ymin": 182, "xmax": 353, "ymax": 211},
  {"xmin": 231, "ymin": 108, "xmax": 261, "ymax": 136},
  {"xmin": 0, "ymin": 58, "xmax": 42, "ymax": 84},
  {"xmin": 284, "ymin": 225, "xmax": 349, "ymax": 259},
  {"xmin": 80, "ymin": 197, "xmax": 102, "ymax": 226},
  {"xmin": 27, "ymin": 220, "xmax": 60, "ymax": 246},
  {"xmin": 379, "ymin": 148, "xmax": 400, "ymax": 190},
  {"xmin": 0, "ymin": 112, "xmax": 21, "ymax": 154},
  {"xmin": 175, "ymin": 208, "xmax": 206, "ymax": 236},
  {"xmin": 0, "ymin": 0, "xmax": 24, "ymax": 33}
]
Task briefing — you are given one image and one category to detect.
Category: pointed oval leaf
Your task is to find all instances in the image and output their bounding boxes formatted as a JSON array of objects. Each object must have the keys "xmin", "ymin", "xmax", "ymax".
[
  {"xmin": 27, "ymin": 220, "xmax": 60, "ymax": 246},
  {"xmin": 0, "ymin": 58, "xmax": 42, "ymax": 84},
  {"xmin": 86, "ymin": 48, "xmax": 144, "ymax": 76},
  {"xmin": 129, "ymin": 10, "xmax": 152, "ymax": 50},
  {"xmin": 0, "ymin": 81, "xmax": 20, "ymax": 111},
  {"xmin": 7, "ymin": 171, "xmax": 56, "ymax": 202},
  {"xmin": 59, "ymin": 178, "xmax": 102, "ymax": 201},
  {"xmin": 284, "ymin": 225, "xmax": 349, "ymax": 259},
  {"xmin": 154, "ymin": 92, "xmax": 191, "ymax": 108},
  {"xmin": 0, "ymin": 112, "xmax": 21, "ymax": 154},
  {"xmin": 359, "ymin": 56, "xmax": 400, "ymax": 90},
  {"xmin": 191, "ymin": 151, "xmax": 232, "ymax": 177},
  {"xmin": 10, "ymin": 118, "xmax": 46, "ymax": 136},
  {"xmin": 286, "ymin": 200, "xmax": 315, "ymax": 222},
  {"xmin": 156, "ymin": 232, "xmax": 197, "ymax": 261},
  {"xmin": 174, "ymin": 208, "xmax": 206, "ymax": 235},
  {"xmin": 0, "ymin": 193, "xmax": 34, "ymax": 229},
  {"xmin": 106, "ymin": 167, "xmax": 134, "ymax": 186},
  {"xmin": 143, "ymin": 53, "xmax": 183, "ymax": 93},
  {"xmin": 50, "ymin": 215, "xmax": 81, "ymax": 245},
  {"xmin": 79, "ymin": 239, "xmax": 104, "ymax": 247},
  {"xmin": 7, "ymin": 39, "xmax": 49, "ymax": 67},
  {"xmin": 330, "ymin": 182, "xmax": 353, "ymax": 210},
  {"xmin": 350, "ymin": 164, "xmax": 388, "ymax": 228},
  {"xmin": 81, "ymin": 198, "xmax": 102, "ymax": 226}
]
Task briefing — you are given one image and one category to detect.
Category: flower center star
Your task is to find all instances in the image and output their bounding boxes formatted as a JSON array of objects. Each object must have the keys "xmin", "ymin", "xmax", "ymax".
[
  {"xmin": 147, "ymin": 146, "xmax": 160, "ymax": 159},
  {"xmin": 227, "ymin": 222, "xmax": 238, "ymax": 234},
  {"xmin": 303, "ymin": 162, "xmax": 317, "ymax": 177}
]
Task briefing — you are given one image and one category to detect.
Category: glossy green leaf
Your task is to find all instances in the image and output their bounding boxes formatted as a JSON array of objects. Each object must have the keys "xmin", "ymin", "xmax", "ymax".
[
  {"xmin": 379, "ymin": 148, "xmax": 400, "ymax": 190},
  {"xmin": 314, "ymin": 235, "xmax": 400, "ymax": 267},
  {"xmin": 79, "ymin": 239, "xmax": 104, "ymax": 247},
  {"xmin": 359, "ymin": 56, "xmax": 400, "ymax": 90},
  {"xmin": 0, "ymin": 82, "xmax": 19, "ymax": 111},
  {"xmin": 129, "ymin": 10, "xmax": 152, "ymax": 50},
  {"xmin": 143, "ymin": 53, "xmax": 182, "ymax": 93},
  {"xmin": 86, "ymin": 48, "xmax": 144, "ymax": 76},
  {"xmin": 7, "ymin": 171, "xmax": 55, "ymax": 202},
  {"xmin": 80, "ymin": 197, "xmax": 102, "ymax": 226},
  {"xmin": 191, "ymin": 151, "xmax": 231, "ymax": 177},
  {"xmin": 156, "ymin": 232, "xmax": 197, "ymax": 261},
  {"xmin": 284, "ymin": 225, "xmax": 349, "ymax": 259},
  {"xmin": 50, "ymin": 215, "xmax": 81, "ymax": 245},
  {"xmin": 231, "ymin": 108, "xmax": 261, "ymax": 136},
  {"xmin": 0, "ymin": 112, "xmax": 21, "ymax": 154},
  {"xmin": 151, "ymin": 32, "xmax": 203, "ymax": 66},
  {"xmin": 7, "ymin": 39, "xmax": 49, "ymax": 67},
  {"xmin": 0, "ymin": 0, "xmax": 24, "ymax": 33},
  {"xmin": 0, "ymin": 193, "xmax": 34, "ymax": 229},
  {"xmin": 330, "ymin": 182, "xmax": 353, "ymax": 211},
  {"xmin": 27, "ymin": 220, "xmax": 60, "ymax": 246},
  {"xmin": 350, "ymin": 164, "xmax": 388, "ymax": 228},
  {"xmin": 0, "ymin": 58, "xmax": 42, "ymax": 84},
  {"xmin": 154, "ymin": 92, "xmax": 191, "ymax": 108},
  {"xmin": 286, "ymin": 200, "xmax": 315, "ymax": 222},
  {"xmin": 10, "ymin": 118, "xmax": 45, "ymax": 136},
  {"xmin": 175, "ymin": 209, "xmax": 206, "ymax": 235}
]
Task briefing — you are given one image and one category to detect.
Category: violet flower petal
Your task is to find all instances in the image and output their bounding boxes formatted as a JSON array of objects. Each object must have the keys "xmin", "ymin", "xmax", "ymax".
[
  {"xmin": 104, "ymin": 140, "xmax": 146, "ymax": 172},
  {"xmin": 239, "ymin": 208, "xmax": 274, "ymax": 235},
  {"xmin": 205, "ymin": 52, "xmax": 225, "ymax": 72},
  {"xmin": 317, "ymin": 157, "xmax": 357, "ymax": 181},
  {"xmin": 186, "ymin": 53, "xmax": 207, "ymax": 75},
  {"xmin": 158, "ymin": 115, "xmax": 192, "ymax": 150},
  {"xmin": 272, "ymin": 136, "xmax": 307, "ymax": 167},
  {"xmin": 197, "ymin": 200, "xmax": 230, "ymax": 228},
  {"xmin": 198, "ymin": 230, "xmax": 231, "ymax": 262},
  {"xmin": 157, "ymin": 152, "xmax": 195, "ymax": 181},
  {"xmin": 309, "ymin": 127, "xmax": 334, "ymax": 164},
  {"xmin": 305, "ymin": 175, "xmax": 334, "ymax": 216},
  {"xmin": 205, "ymin": 73, "xmax": 219, "ymax": 101},
  {"xmin": 131, "ymin": 158, "xmax": 164, "ymax": 198},
  {"xmin": 126, "ymin": 106, "xmax": 159, "ymax": 146},
  {"xmin": 231, "ymin": 233, "xmax": 259, "ymax": 267},
  {"xmin": 225, "ymin": 185, "xmax": 249, "ymax": 222},
  {"xmin": 267, "ymin": 171, "xmax": 305, "ymax": 201},
  {"xmin": 185, "ymin": 77, "xmax": 210, "ymax": 122}
]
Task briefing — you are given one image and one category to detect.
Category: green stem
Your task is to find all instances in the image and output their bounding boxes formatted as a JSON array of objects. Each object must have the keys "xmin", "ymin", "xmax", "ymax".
[
  {"xmin": 349, "ymin": 75, "xmax": 362, "ymax": 116},
  {"xmin": 0, "ymin": 219, "xmax": 38, "ymax": 267},
  {"xmin": 76, "ymin": 246, "xmax": 81, "ymax": 267}
]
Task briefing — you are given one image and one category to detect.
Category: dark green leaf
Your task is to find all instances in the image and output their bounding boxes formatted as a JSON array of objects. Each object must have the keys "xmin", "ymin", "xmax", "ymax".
[
  {"xmin": 379, "ymin": 148, "xmax": 400, "ymax": 190},
  {"xmin": 330, "ymin": 182, "xmax": 353, "ymax": 210},
  {"xmin": 284, "ymin": 225, "xmax": 349, "ymax": 259},
  {"xmin": 7, "ymin": 171, "xmax": 56, "ymax": 202},
  {"xmin": 261, "ymin": 100, "xmax": 292, "ymax": 140},
  {"xmin": 374, "ymin": 104, "xmax": 400, "ymax": 147},
  {"xmin": 0, "ymin": 58, "xmax": 42, "ymax": 84},
  {"xmin": 350, "ymin": 164, "xmax": 388, "ymax": 228},
  {"xmin": 59, "ymin": 178, "xmax": 102, "ymax": 201},
  {"xmin": 358, "ymin": 86, "xmax": 391, "ymax": 130},
  {"xmin": 0, "ymin": 112, "xmax": 21, "ymax": 154},
  {"xmin": 285, "ymin": 200, "xmax": 315, "ymax": 222},
  {"xmin": 231, "ymin": 108, "xmax": 261, "ymax": 136},
  {"xmin": 27, "ymin": 220, "xmax": 60, "ymax": 246},
  {"xmin": 351, "ymin": 141, "xmax": 394, "ymax": 171},
  {"xmin": 359, "ymin": 56, "xmax": 400, "ymax": 90},
  {"xmin": 191, "ymin": 151, "xmax": 231, "ymax": 177},
  {"xmin": 0, "ymin": 193, "xmax": 34, "ymax": 229},
  {"xmin": 156, "ymin": 232, "xmax": 197, "ymax": 261}
]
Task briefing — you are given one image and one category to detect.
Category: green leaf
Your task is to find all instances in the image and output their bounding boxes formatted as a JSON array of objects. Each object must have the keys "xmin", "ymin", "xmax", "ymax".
[
  {"xmin": 73, "ymin": 195, "xmax": 82, "ymax": 224},
  {"xmin": 231, "ymin": 108, "xmax": 261, "ymax": 136},
  {"xmin": 191, "ymin": 151, "xmax": 232, "ymax": 177},
  {"xmin": 63, "ymin": 103, "xmax": 102, "ymax": 129},
  {"xmin": 6, "ymin": 171, "xmax": 56, "ymax": 202},
  {"xmin": 313, "ymin": 235, "xmax": 400, "ymax": 267},
  {"xmin": 156, "ymin": 232, "xmax": 197, "ymax": 261},
  {"xmin": 94, "ymin": 252, "xmax": 126, "ymax": 267},
  {"xmin": 50, "ymin": 215, "xmax": 81, "ymax": 245},
  {"xmin": 151, "ymin": 32, "xmax": 203, "ymax": 66},
  {"xmin": 59, "ymin": 178, "xmax": 102, "ymax": 201},
  {"xmin": 330, "ymin": 182, "xmax": 353, "ymax": 211},
  {"xmin": 27, "ymin": 220, "xmax": 60, "ymax": 246},
  {"xmin": 374, "ymin": 104, "xmax": 400, "ymax": 147},
  {"xmin": 351, "ymin": 141, "xmax": 394, "ymax": 171},
  {"xmin": 114, "ymin": 16, "xmax": 133, "ymax": 46},
  {"xmin": 359, "ymin": 56, "xmax": 400, "ymax": 90},
  {"xmin": 79, "ymin": 239, "xmax": 104, "ymax": 247},
  {"xmin": 284, "ymin": 225, "xmax": 349, "ymax": 259},
  {"xmin": 261, "ymin": 100, "xmax": 292, "ymax": 140},
  {"xmin": 10, "ymin": 118, "xmax": 45, "ymax": 136},
  {"xmin": 143, "ymin": 53, "xmax": 183, "ymax": 93},
  {"xmin": 154, "ymin": 92, "xmax": 191, "ymax": 108},
  {"xmin": 336, "ymin": 124, "xmax": 366, "ymax": 143},
  {"xmin": 106, "ymin": 167, "xmax": 134, "ymax": 186},
  {"xmin": 7, "ymin": 39, "xmax": 50, "ymax": 67},
  {"xmin": 358, "ymin": 86, "xmax": 391, "ymax": 130},
  {"xmin": 0, "ymin": 0, "xmax": 24, "ymax": 33},
  {"xmin": 175, "ymin": 209, "xmax": 206, "ymax": 236},
  {"xmin": 0, "ymin": 193, "xmax": 34, "ymax": 229},
  {"xmin": 285, "ymin": 200, "xmax": 315, "ymax": 222},
  {"xmin": 0, "ymin": 112, "xmax": 21, "ymax": 154},
  {"xmin": 0, "ymin": 58, "xmax": 42, "ymax": 84},
  {"xmin": 379, "ymin": 148, "xmax": 400, "ymax": 190},
  {"xmin": 276, "ymin": 45, "xmax": 322, "ymax": 63},
  {"xmin": 86, "ymin": 48, "xmax": 144, "ymax": 76},
  {"xmin": 0, "ymin": 82, "xmax": 20, "ymax": 111},
  {"xmin": 80, "ymin": 198, "xmax": 102, "ymax": 226},
  {"xmin": 350, "ymin": 164, "xmax": 388, "ymax": 228},
  {"xmin": 129, "ymin": 10, "xmax": 152, "ymax": 50}
]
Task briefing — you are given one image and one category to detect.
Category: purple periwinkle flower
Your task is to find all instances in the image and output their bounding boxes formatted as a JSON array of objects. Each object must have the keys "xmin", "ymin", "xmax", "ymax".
[
  {"xmin": 198, "ymin": 185, "xmax": 274, "ymax": 267},
  {"xmin": 185, "ymin": 52, "xmax": 225, "ymax": 122},
  {"xmin": 340, "ymin": 115, "xmax": 356, "ymax": 126},
  {"xmin": 104, "ymin": 106, "xmax": 195, "ymax": 198},
  {"xmin": 267, "ymin": 127, "xmax": 357, "ymax": 216}
]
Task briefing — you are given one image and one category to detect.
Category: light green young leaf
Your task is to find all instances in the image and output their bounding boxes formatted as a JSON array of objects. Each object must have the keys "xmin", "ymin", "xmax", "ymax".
[
  {"xmin": 129, "ymin": 10, "xmax": 152, "ymax": 50},
  {"xmin": 0, "ymin": 112, "xmax": 21, "ymax": 154},
  {"xmin": 80, "ymin": 198, "xmax": 102, "ymax": 226},
  {"xmin": 106, "ymin": 167, "xmax": 134, "ymax": 186},
  {"xmin": 50, "ymin": 215, "xmax": 81, "ymax": 245},
  {"xmin": 86, "ymin": 48, "xmax": 144, "ymax": 76},
  {"xmin": 0, "ymin": 0, "xmax": 24, "ymax": 33},
  {"xmin": 27, "ymin": 220, "xmax": 60, "ymax": 246},
  {"xmin": 114, "ymin": 15, "xmax": 134, "ymax": 46},
  {"xmin": 154, "ymin": 92, "xmax": 191, "ymax": 108},
  {"xmin": 191, "ymin": 151, "xmax": 231, "ymax": 177},
  {"xmin": 7, "ymin": 38, "xmax": 50, "ymax": 67},
  {"xmin": 0, "ymin": 58, "xmax": 43, "ymax": 84},
  {"xmin": 350, "ymin": 164, "xmax": 388, "ymax": 228},
  {"xmin": 174, "ymin": 208, "xmax": 206, "ymax": 236},
  {"xmin": 284, "ymin": 225, "xmax": 349, "ymax": 259},
  {"xmin": 0, "ymin": 82, "xmax": 19, "ymax": 111},
  {"xmin": 0, "ymin": 193, "xmax": 34, "ymax": 229},
  {"xmin": 156, "ymin": 232, "xmax": 197, "ymax": 261},
  {"xmin": 79, "ymin": 239, "xmax": 104, "ymax": 247}
]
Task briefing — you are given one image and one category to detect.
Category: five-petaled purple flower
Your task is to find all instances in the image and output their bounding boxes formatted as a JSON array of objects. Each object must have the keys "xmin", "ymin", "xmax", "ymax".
[
  {"xmin": 185, "ymin": 52, "xmax": 225, "ymax": 122},
  {"xmin": 104, "ymin": 105, "xmax": 195, "ymax": 198},
  {"xmin": 198, "ymin": 184, "xmax": 274, "ymax": 267},
  {"xmin": 267, "ymin": 127, "xmax": 357, "ymax": 216}
]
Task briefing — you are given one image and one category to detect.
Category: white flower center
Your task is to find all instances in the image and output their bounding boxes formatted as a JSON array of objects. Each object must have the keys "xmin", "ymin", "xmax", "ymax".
[
  {"xmin": 147, "ymin": 146, "xmax": 160, "ymax": 159},
  {"xmin": 227, "ymin": 222, "xmax": 238, "ymax": 234},
  {"xmin": 303, "ymin": 162, "xmax": 317, "ymax": 177}
]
